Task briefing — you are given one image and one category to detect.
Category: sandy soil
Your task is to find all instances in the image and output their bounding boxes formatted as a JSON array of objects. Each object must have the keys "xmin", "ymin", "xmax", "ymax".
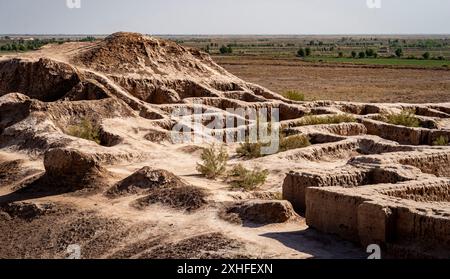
[{"xmin": 215, "ymin": 56, "xmax": 450, "ymax": 103}]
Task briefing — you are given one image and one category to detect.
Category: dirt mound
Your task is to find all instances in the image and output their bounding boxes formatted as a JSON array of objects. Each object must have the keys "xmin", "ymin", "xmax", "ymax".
[
  {"xmin": 0, "ymin": 58, "xmax": 81, "ymax": 101},
  {"xmin": 220, "ymin": 200, "xmax": 297, "ymax": 225},
  {"xmin": 74, "ymin": 32, "xmax": 227, "ymax": 76},
  {"xmin": 0, "ymin": 202, "xmax": 57, "ymax": 221},
  {"xmin": 133, "ymin": 185, "xmax": 208, "ymax": 212},
  {"xmin": 0, "ymin": 159, "xmax": 24, "ymax": 187},
  {"xmin": 43, "ymin": 148, "xmax": 108, "ymax": 192},
  {"xmin": 137, "ymin": 233, "xmax": 245, "ymax": 259},
  {"xmin": 0, "ymin": 205, "xmax": 130, "ymax": 259},
  {"xmin": 107, "ymin": 167, "xmax": 189, "ymax": 197}
]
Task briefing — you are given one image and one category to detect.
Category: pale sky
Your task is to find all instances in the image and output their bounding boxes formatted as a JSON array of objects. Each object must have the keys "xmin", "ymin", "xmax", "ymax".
[{"xmin": 0, "ymin": 0, "xmax": 449, "ymax": 34}]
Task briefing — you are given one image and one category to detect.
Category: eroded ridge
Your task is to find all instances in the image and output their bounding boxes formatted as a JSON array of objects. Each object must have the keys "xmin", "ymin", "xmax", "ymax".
[{"xmin": 0, "ymin": 32, "xmax": 449, "ymax": 259}]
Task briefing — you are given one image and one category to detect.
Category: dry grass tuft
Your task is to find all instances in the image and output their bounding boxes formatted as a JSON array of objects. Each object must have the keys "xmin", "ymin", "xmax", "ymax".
[
  {"xmin": 67, "ymin": 118, "xmax": 101, "ymax": 144},
  {"xmin": 196, "ymin": 144, "xmax": 229, "ymax": 179},
  {"xmin": 227, "ymin": 164, "xmax": 269, "ymax": 191}
]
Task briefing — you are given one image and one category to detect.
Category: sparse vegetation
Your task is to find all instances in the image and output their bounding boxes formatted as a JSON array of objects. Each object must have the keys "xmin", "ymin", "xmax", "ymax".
[
  {"xmin": 292, "ymin": 114, "xmax": 357, "ymax": 127},
  {"xmin": 305, "ymin": 47, "xmax": 312, "ymax": 56},
  {"xmin": 236, "ymin": 134, "xmax": 311, "ymax": 159},
  {"xmin": 279, "ymin": 134, "xmax": 311, "ymax": 152},
  {"xmin": 196, "ymin": 144, "xmax": 229, "ymax": 179},
  {"xmin": 66, "ymin": 118, "xmax": 101, "ymax": 144},
  {"xmin": 227, "ymin": 164, "xmax": 269, "ymax": 190},
  {"xmin": 236, "ymin": 141, "xmax": 264, "ymax": 159},
  {"xmin": 433, "ymin": 136, "xmax": 449, "ymax": 146},
  {"xmin": 284, "ymin": 90, "xmax": 305, "ymax": 101},
  {"xmin": 377, "ymin": 110, "xmax": 421, "ymax": 128},
  {"xmin": 219, "ymin": 45, "xmax": 233, "ymax": 54}
]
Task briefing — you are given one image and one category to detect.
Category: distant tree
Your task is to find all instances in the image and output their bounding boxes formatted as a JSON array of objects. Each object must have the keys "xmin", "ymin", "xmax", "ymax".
[
  {"xmin": 219, "ymin": 45, "xmax": 232, "ymax": 54},
  {"xmin": 422, "ymin": 52, "xmax": 431, "ymax": 59},
  {"xmin": 365, "ymin": 48, "xmax": 375, "ymax": 57},
  {"xmin": 338, "ymin": 52, "xmax": 344, "ymax": 58},
  {"xmin": 297, "ymin": 48, "xmax": 306, "ymax": 57},
  {"xmin": 358, "ymin": 51, "xmax": 366, "ymax": 59},
  {"xmin": 351, "ymin": 51, "xmax": 357, "ymax": 58},
  {"xmin": 18, "ymin": 44, "xmax": 26, "ymax": 51},
  {"xmin": 305, "ymin": 47, "xmax": 312, "ymax": 56},
  {"xmin": 395, "ymin": 48, "xmax": 403, "ymax": 58}
]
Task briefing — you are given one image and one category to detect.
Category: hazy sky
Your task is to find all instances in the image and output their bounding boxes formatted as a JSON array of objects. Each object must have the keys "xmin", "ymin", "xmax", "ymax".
[{"xmin": 1, "ymin": 0, "xmax": 449, "ymax": 34}]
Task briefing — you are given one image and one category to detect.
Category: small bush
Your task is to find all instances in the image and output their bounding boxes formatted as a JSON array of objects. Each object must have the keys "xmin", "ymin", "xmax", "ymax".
[
  {"xmin": 219, "ymin": 45, "xmax": 233, "ymax": 54},
  {"xmin": 433, "ymin": 136, "xmax": 449, "ymax": 146},
  {"xmin": 284, "ymin": 90, "xmax": 305, "ymax": 101},
  {"xmin": 297, "ymin": 48, "xmax": 306, "ymax": 57},
  {"xmin": 377, "ymin": 110, "xmax": 421, "ymax": 128},
  {"xmin": 67, "ymin": 118, "xmax": 101, "ymax": 144},
  {"xmin": 236, "ymin": 134, "xmax": 310, "ymax": 159},
  {"xmin": 305, "ymin": 47, "xmax": 312, "ymax": 56},
  {"xmin": 236, "ymin": 141, "xmax": 264, "ymax": 159},
  {"xmin": 292, "ymin": 114, "xmax": 356, "ymax": 127},
  {"xmin": 196, "ymin": 144, "xmax": 229, "ymax": 179},
  {"xmin": 279, "ymin": 134, "xmax": 311, "ymax": 152},
  {"xmin": 227, "ymin": 164, "xmax": 269, "ymax": 191}
]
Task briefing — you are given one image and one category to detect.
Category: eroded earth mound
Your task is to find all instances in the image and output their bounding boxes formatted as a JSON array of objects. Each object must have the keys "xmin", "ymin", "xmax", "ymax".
[{"xmin": 0, "ymin": 32, "xmax": 448, "ymax": 259}]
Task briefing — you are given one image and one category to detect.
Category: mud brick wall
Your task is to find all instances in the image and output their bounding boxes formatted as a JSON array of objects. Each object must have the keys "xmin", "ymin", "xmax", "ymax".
[
  {"xmin": 305, "ymin": 182, "xmax": 450, "ymax": 258},
  {"xmin": 398, "ymin": 152, "xmax": 450, "ymax": 177},
  {"xmin": 283, "ymin": 169, "xmax": 370, "ymax": 212},
  {"xmin": 362, "ymin": 119, "xmax": 428, "ymax": 145}
]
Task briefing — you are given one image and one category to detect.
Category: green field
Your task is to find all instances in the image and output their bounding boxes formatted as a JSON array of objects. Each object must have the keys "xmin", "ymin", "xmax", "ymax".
[{"xmin": 304, "ymin": 57, "xmax": 450, "ymax": 68}]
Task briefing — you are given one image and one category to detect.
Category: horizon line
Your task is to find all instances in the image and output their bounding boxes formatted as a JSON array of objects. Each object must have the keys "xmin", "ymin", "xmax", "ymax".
[{"xmin": 1, "ymin": 33, "xmax": 450, "ymax": 37}]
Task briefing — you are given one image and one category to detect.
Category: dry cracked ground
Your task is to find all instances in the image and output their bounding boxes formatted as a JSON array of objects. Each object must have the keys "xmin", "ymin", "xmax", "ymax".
[{"xmin": 0, "ymin": 33, "xmax": 448, "ymax": 259}]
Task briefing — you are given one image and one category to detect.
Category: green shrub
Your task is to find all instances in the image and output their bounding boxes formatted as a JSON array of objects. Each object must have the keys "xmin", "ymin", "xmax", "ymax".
[
  {"xmin": 433, "ymin": 136, "xmax": 449, "ymax": 146},
  {"xmin": 279, "ymin": 134, "xmax": 311, "ymax": 152},
  {"xmin": 284, "ymin": 90, "xmax": 305, "ymax": 101},
  {"xmin": 227, "ymin": 164, "xmax": 269, "ymax": 190},
  {"xmin": 305, "ymin": 47, "xmax": 312, "ymax": 56},
  {"xmin": 422, "ymin": 52, "xmax": 431, "ymax": 60},
  {"xmin": 395, "ymin": 48, "xmax": 403, "ymax": 57},
  {"xmin": 67, "ymin": 118, "xmax": 101, "ymax": 144},
  {"xmin": 297, "ymin": 48, "xmax": 306, "ymax": 57},
  {"xmin": 220, "ymin": 45, "xmax": 233, "ymax": 54},
  {"xmin": 292, "ymin": 114, "xmax": 356, "ymax": 127},
  {"xmin": 359, "ymin": 51, "xmax": 366, "ymax": 58},
  {"xmin": 196, "ymin": 144, "xmax": 229, "ymax": 179},
  {"xmin": 377, "ymin": 110, "xmax": 421, "ymax": 128},
  {"xmin": 236, "ymin": 134, "xmax": 310, "ymax": 159},
  {"xmin": 236, "ymin": 141, "xmax": 264, "ymax": 159}
]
